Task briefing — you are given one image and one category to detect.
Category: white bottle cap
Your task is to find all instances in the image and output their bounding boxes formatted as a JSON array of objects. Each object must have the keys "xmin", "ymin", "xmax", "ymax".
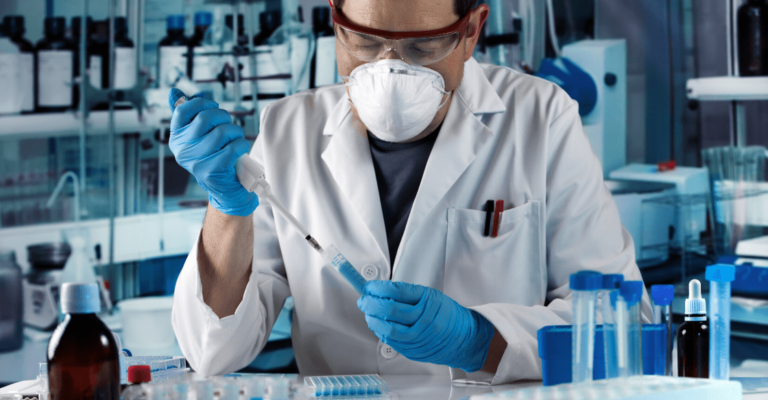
[
  {"xmin": 61, "ymin": 282, "xmax": 101, "ymax": 314},
  {"xmin": 684, "ymin": 279, "xmax": 706, "ymax": 315}
]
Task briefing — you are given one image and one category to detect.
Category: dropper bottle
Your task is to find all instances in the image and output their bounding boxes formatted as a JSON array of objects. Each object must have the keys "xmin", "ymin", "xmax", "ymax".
[{"xmin": 677, "ymin": 279, "xmax": 709, "ymax": 378}]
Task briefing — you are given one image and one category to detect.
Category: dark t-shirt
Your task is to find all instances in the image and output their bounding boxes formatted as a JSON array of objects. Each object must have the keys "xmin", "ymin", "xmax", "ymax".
[{"xmin": 368, "ymin": 126, "xmax": 440, "ymax": 267}]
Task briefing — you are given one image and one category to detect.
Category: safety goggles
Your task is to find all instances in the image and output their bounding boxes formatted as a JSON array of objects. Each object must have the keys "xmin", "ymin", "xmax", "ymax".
[{"xmin": 328, "ymin": 0, "xmax": 472, "ymax": 66}]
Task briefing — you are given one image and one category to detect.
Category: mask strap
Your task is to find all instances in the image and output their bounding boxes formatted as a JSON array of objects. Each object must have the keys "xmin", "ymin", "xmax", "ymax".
[{"xmin": 432, "ymin": 81, "xmax": 451, "ymax": 109}]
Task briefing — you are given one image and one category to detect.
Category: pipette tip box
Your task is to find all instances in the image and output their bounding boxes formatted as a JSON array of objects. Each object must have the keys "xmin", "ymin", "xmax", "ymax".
[
  {"xmin": 538, "ymin": 324, "xmax": 666, "ymax": 386},
  {"xmin": 304, "ymin": 375, "xmax": 388, "ymax": 398}
]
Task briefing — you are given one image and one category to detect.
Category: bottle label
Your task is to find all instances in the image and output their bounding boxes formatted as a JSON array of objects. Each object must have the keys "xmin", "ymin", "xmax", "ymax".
[
  {"xmin": 255, "ymin": 44, "xmax": 289, "ymax": 95},
  {"xmin": 89, "ymin": 55, "xmax": 102, "ymax": 89},
  {"xmin": 20, "ymin": 53, "xmax": 34, "ymax": 111},
  {"xmin": 114, "ymin": 47, "xmax": 137, "ymax": 89},
  {"xmin": 38, "ymin": 50, "xmax": 74, "ymax": 107},
  {"xmin": 315, "ymin": 36, "xmax": 337, "ymax": 87},
  {"xmin": 192, "ymin": 46, "xmax": 215, "ymax": 81},
  {"xmin": 0, "ymin": 53, "xmax": 22, "ymax": 113},
  {"xmin": 158, "ymin": 46, "xmax": 188, "ymax": 87},
  {"xmin": 290, "ymin": 37, "xmax": 310, "ymax": 92}
]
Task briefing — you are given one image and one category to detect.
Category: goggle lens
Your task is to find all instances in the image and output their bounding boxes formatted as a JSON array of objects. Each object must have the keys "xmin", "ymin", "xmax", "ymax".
[{"xmin": 334, "ymin": 24, "xmax": 460, "ymax": 66}]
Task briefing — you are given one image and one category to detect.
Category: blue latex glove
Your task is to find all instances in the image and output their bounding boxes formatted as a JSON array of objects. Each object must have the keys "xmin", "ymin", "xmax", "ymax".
[
  {"xmin": 168, "ymin": 88, "xmax": 258, "ymax": 216},
  {"xmin": 357, "ymin": 281, "xmax": 495, "ymax": 373}
]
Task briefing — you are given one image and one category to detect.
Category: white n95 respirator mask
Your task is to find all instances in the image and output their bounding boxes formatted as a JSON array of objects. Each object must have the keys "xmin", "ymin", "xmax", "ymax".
[{"xmin": 344, "ymin": 59, "xmax": 449, "ymax": 143}]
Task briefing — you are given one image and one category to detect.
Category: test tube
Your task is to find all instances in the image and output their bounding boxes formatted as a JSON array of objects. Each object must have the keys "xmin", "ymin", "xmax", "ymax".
[
  {"xmin": 706, "ymin": 264, "xmax": 735, "ymax": 380},
  {"xmin": 322, "ymin": 245, "xmax": 368, "ymax": 295},
  {"xmin": 620, "ymin": 281, "xmax": 644, "ymax": 377},
  {"xmin": 601, "ymin": 274, "xmax": 624, "ymax": 379},
  {"xmin": 651, "ymin": 284, "xmax": 674, "ymax": 376},
  {"xmin": 569, "ymin": 270, "xmax": 603, "ymax": 384}
]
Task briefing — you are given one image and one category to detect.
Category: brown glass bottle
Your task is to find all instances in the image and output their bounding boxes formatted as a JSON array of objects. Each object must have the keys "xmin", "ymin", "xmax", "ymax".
[
  {"xmin": 47, "ymin": 283, "xmax": 120, "ymax": 400},
  {"xmin": 677, "ymin": 279, "xmax": 709, "ymax": 378},
  {"xmin": 677, "ymin": 315, "xmax": 709, "ymax": 378}
]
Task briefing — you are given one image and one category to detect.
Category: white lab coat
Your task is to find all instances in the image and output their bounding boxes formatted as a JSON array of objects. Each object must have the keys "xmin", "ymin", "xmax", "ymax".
[{"xmin": 172, "ymin": 57, "xmax": 653, "ymax": 384}]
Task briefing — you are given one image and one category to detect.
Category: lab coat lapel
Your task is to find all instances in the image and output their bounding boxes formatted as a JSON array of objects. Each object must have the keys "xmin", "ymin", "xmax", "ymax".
[
  {"xmin": 321, "ymin": 97, "xmax": 391, "ymax": 265},
  {"xmin": 392, "ymin": 58, "xmax": 507, "ymax": 275}
]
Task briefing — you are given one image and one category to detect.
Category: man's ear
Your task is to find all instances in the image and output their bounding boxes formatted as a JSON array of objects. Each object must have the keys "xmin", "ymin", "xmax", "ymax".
[{"xmin": 464, "ymin": 4, "xmax": 489, "ymax": 61}]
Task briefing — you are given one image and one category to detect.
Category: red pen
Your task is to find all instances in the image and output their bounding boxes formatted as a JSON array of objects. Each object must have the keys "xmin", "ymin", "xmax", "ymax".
[{"xmin": 491, "ymin": 199, "xmax": 504, "ymax": 238}]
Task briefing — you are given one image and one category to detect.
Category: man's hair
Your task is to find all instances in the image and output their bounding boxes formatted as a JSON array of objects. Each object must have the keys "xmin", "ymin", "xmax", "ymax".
[{"xmin": 332, "ymin": 0, "xmax": 478, "ymax": 19}]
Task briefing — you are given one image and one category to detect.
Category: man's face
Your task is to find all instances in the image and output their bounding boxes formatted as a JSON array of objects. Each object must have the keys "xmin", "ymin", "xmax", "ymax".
[{"xmin": 335, "ymin": 0, "xmax": 488, "ymax": 139}]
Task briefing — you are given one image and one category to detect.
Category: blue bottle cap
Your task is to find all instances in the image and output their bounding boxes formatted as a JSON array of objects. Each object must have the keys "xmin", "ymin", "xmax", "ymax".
[
  {"xmin": 602, "ymin": 274, "xmax": 624, "ymax": 290},
  {"xmin": 705, "ymin": 264, "xmax": 735, "ymax": 282},
  {"xmin": 569, "ymin": 270, "xmax": 603, "ymax": 291},
  {"xmin": 167, "ymin": 15, "xmax": 185, "ymax": 30},
  {"xmin": 194, "ymin": 11, "xmax": 212, "ymax": 27},
  {"xmin": 650, "ymin": 284, "xmax": 674, "ymax": 306},
  {"xmin": 620, "ymin": 281, "xmax": 643, "ymax": 305}
]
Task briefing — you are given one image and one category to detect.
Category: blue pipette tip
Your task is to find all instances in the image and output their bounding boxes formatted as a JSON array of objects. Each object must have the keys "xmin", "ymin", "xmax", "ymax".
[
  {"xmin": 570, "ymin": 270, "xmax": 603, "ymax": 291},
  {"xmin": 620, "ymin": 281, "xmax": 643, "ymax": 305},
  {"xmin": 650, "ymin": 285, "xmax": 674, "ymax": 306},
  {"xmin": 705, "ymin": 264, "xmax": 736, "ymax": 282},
  {"xmin": 602, "ymin": 274, "xmax": 624, "ymax": 290}
]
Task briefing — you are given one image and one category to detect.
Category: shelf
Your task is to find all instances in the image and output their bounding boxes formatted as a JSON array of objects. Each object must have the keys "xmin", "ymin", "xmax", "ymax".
[
  {"xmin": 0, "ymin": 109, "xmax": 165, "ymax": 139},
  {"xmin": 686, "ymin": 76, "xmax": 768, "ymax": 101}
]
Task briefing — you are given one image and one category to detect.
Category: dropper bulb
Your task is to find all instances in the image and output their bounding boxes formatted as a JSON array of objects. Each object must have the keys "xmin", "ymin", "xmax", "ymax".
[{"xmin": 689, "ymin": 279, "xmax": 701, "ymax": 299}]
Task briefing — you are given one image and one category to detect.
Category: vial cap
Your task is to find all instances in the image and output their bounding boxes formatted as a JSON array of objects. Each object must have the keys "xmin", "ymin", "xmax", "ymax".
[
  {"xmin": 705, "ymin": 264, "xmax": 735, "ymax": 283},
  {"xmin": 60, "ymin": 282, "xmax": 101, "ymax": 314},
  {"xmin": 260, "ymin": 10, "xmax": 282, "ymax": 33},
  {"xmin": 127, "ymin": 365, "xmax": 152, "ymax": 384},
  {"xmin": 2, "ymin": 16, "xmax": 25, "ymax": 36},
  {"xmin": 685, "ymin": 279, "xmax": 706, "ymax": 315},
  {"xmin": 650, "ymin": 284, "xmax": 674, "ymax": 306},
  {"xmin": 44, "ymin": 17, "xmax": 66, "ymax": 36},
  {"xmin": 166, "ymin": 15, "xmax": 185, "ymax": 30},
  {"xmin": 225, "ymin": 14, "xmax": 244, "ymax": 31},
  {"xmin": 569, "ymin": 270, "xmax": 603, "ymax": 291},
  {"xmin": 619, "ymin": 281, "xmax": 643, "ymax": 305},
  {"xmin": 602, "ymin": 274, "xmax": 624, "ymax": 290},
  {"xmin": 312, "ymin": 6, "xmax": 331, "ymax": 28},
  {"xmin": 194, "ymin": 12, "xmax": 212, "ymax": 27}
]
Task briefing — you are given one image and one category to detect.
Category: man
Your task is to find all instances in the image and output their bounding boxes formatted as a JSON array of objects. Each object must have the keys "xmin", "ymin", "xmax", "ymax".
[{"xmin": 169, "ymin": 0, "xmax": 651, "ymax": 384}]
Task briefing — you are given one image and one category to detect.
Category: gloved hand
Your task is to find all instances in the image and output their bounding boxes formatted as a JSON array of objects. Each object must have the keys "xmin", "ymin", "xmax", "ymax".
[
  {"xmin": 168, "ymin": 88, "xmax": 259, "ymax": 216},
  {"xmin": 357, "ymin": 280, "xmax": 495, "ymax": 373}
]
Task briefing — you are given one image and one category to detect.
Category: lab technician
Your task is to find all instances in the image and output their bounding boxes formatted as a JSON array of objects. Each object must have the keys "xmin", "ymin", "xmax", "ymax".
[{"xmin": 170, "ymin": 0, "xmax": 652, "ymax": 384}]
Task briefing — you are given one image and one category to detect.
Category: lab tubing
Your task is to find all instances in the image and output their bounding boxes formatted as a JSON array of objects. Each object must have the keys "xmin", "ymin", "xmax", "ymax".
[
  {"xmin": 601, "ymin": 290, "xmax": 619, "ymax": 379},
  {"xmin": 322, "ymin": 245, "xmax": 367, "ymax": 295},
  {"xmin": 572, "ymin": 289, "xmax": 597, "ymax": 384}
]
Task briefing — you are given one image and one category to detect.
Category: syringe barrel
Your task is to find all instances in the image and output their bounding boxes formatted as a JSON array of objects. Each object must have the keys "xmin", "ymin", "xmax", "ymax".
[
  {"xmin": 322, "ymin": 245, "xmax": 367, "ymax": 295},
  {"xmin": 571, "ymin": 289, "xmax": 597, "ymax": 384},
  {"xmin": 709, "ymin": 280, "xmax": 731, "ymax": 380}
]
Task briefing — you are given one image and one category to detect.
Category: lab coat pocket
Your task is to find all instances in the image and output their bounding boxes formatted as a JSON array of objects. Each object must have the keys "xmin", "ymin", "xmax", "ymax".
[{"xmin": 444, "ymin": 201, "xmax": 545, "ymax": 307}]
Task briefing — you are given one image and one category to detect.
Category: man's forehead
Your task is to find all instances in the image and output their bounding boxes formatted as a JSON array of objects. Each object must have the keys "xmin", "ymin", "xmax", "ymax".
[{"xmin": 341, "ymin": 0, "xmax": 458, "ymax": 32}]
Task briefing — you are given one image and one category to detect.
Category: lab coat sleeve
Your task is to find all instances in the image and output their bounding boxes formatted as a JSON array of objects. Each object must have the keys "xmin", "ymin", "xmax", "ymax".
[
  {"xmin": 171, "ymin": 109, "xmax": 291, "ymax": 378},
  {"xmin": 450, "ymin": 100, "xmax": 652, "ymax": 385}
]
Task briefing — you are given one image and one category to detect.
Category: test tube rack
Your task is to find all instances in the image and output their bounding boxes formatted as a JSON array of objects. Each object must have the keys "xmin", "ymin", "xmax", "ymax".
[
  {"xmin": 469, "ymin": 376, "xmax": 743, "ymax": 400},
  {"xmin": 304, "ymin": 375, "xmax": 391, "ymax": 398}
]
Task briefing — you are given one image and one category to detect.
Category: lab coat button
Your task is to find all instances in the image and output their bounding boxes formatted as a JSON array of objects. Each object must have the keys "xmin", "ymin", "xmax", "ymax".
[
  {"xmin": 362, "ymin": 264, "xmax": 379, "ymax": 280},
  {"xmin": 380, "ymin": 344, "xmax": 397, "ymax": 359}
]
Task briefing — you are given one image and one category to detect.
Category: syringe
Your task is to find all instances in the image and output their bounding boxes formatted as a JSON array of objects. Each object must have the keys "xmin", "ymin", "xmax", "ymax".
[{"xmin": 172, "ymin": 95, "xmax": 367, "ymax": 295}]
